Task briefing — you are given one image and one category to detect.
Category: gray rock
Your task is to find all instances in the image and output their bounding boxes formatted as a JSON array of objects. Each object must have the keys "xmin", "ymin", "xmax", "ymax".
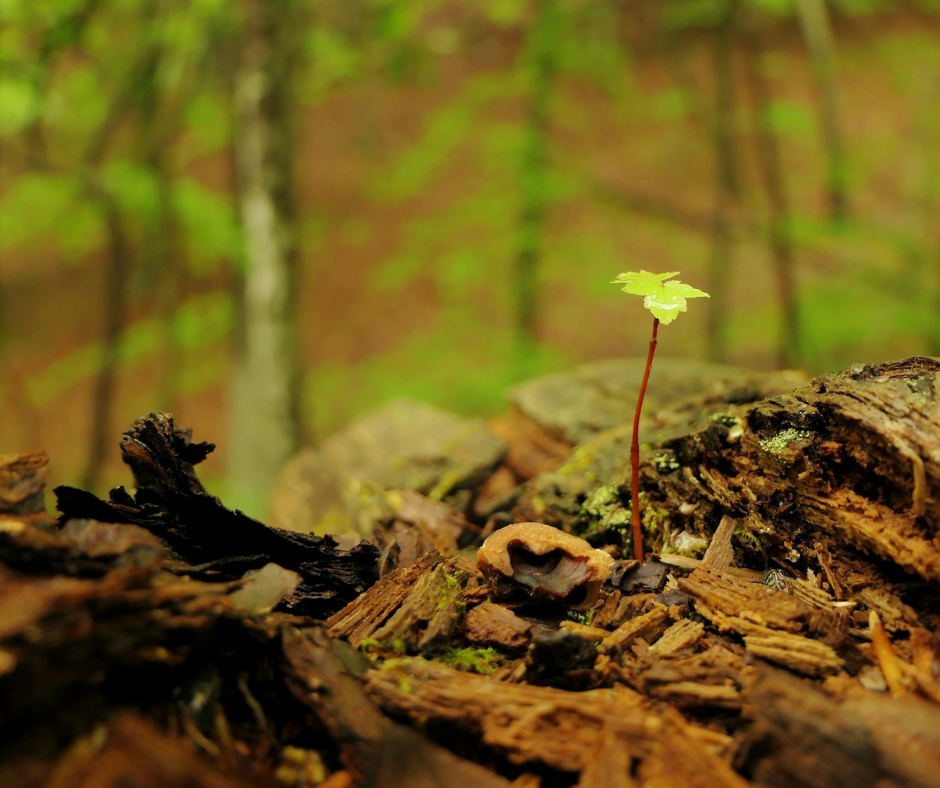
[
  {"xmin": 509, "ymin": 358, "xmax": 803, "ymax": 446},
  {"xmin": 270, "ymin": 399, "xmax": 506, "ymax": 536}
]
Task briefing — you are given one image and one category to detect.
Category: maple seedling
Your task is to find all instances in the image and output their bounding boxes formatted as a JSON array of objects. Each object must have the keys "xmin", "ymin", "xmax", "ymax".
[{"xmin": 612, "ymin": 270, "xmax": 709, "ymax": 563}]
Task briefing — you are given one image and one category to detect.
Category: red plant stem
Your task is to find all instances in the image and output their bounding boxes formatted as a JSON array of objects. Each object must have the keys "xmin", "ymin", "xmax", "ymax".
[{"xmin": 631, "ymin": 316, "xmax": 659, "ymax": 563}]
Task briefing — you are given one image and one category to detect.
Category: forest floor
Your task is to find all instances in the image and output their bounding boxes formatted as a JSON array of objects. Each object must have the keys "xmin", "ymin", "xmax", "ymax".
[{"xmin": 1, "ymin": 355, "xmax": 939, "ymax": 788}]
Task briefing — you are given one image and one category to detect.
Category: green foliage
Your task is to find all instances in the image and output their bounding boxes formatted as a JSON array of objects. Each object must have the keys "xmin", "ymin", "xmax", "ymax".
[
  {"xmin": 0, "ymin": 76, "xmax": 37, "ymax": 135},
  {"xmin": 304, "ymin": 306, "xmax": 567, "ymax": 438},
  {"xmin": 763, "ymin": 98, "xmax": 815, "ymax": 135},
  {"xmin": 173, "ymin": 178, "xmax": 239, "ymax": 273},
  {"xmin": 612, "ymin": 270, "xmax": 710, "ymax": 325},
  {"xmin": 25, "ymin": 290, "xmax": 234, "ymax": 406},
  {"xmin": 0, "ymin": 173, "xmax": 101, "ymax": 261}
]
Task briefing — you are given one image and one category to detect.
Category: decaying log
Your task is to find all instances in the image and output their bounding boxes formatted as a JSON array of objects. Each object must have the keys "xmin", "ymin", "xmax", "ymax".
[
  {"xmin": 638, "ymin": 718, "xmax": 750, "ymax": 788},
  {"xmin": 463, "ymin": 601, "xmax": 532, "ymax": 652},
  {"xmin": 55, "ymin": 414, "xmax": 378, "ymax": 617},
  {"xmin": 365, "ymin": 657, "xmax": 731, "ymax": 773},
  {"xmin": 19, "ymin": 712, "xmax": 257, "ymax": 788},
  {"xmin": 677, "ymin": 567, "xmax": 851, "ymax": 677},
  {"xmin": 575, "ymin": 730, "xmax": 637, "ymax": 788},
  {"xmin": 650, "ymin": 357, "xmax": 940, "ymax": 585},
  {"xmin": 5, "ymin": 358, "xmax": 940, "ymax": 788},
  {"xmin": 739, "ymin": 668, "xmax": 940, "ymax": 788},
  {"xmin": 281, "ymin": 626, "xmax": 512, "ymax": 788}
]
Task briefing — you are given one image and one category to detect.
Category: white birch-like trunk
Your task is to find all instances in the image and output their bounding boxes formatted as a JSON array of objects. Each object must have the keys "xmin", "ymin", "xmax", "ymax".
[{"xmin": 229, "ymin": 0, "xmax": 301, "ymax": 510}]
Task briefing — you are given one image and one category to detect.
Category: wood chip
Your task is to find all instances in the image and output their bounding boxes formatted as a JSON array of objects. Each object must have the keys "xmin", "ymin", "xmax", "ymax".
[
  {"xmin": 464, "ymin": 602, "xmax": 532, "ymax": 652},
  {"xmin": 701, "ymin": 515, "xmax": 736, "ymax": 570}
]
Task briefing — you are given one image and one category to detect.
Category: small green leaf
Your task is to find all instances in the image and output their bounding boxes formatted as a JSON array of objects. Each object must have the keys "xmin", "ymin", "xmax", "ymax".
[{"xmin": 612, "ymin": 270, "xmax": 709, "ymax": 325}]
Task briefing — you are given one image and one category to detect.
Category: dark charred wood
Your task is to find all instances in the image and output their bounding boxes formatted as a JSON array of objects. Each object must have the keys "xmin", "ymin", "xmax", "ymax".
[{"xmin": 55, "ymin": 414, "xmax": 378, "ymax": 618}]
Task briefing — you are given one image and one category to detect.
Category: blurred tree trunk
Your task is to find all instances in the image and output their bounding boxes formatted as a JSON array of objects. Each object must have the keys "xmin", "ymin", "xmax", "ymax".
[
  {"xmin": 82, "ymin": 188, "xmax": 130, "ymax": 492},
  {"xmin": 151, "ymin": 153, "xmax": 185, "ymax": 415},
  {"xmin": 742, "ymin": 22, "xmax": 801, "ymax": 368},
  {"xmin": 229, "ymin": 0, "xmax": 303, "ymax": 507},
  {"xmin": 133, "ymin": 0, "xmax": 186, "ymax": 414},
  {"xmin": 794, "ymin": 0, "xmax": 848, "ymax": 225},
  {"xmin": 514, "ymin": 0, "xmax": 558, "ymax": 372},
  {"xmin": 706, "ymin": 0, "xmax": 741, "ymax": 363}
]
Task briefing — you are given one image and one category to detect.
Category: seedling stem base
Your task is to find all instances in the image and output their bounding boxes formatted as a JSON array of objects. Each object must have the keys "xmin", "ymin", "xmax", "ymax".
[{"xmin": 631, "ymin": 317, "xmax": 659, "ymax": 563}]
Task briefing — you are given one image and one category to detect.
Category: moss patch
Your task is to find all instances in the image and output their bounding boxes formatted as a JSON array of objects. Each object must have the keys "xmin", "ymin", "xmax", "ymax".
[{"xmin": 759, "ymin": 428, "xmax": 812, "ymax": 455}]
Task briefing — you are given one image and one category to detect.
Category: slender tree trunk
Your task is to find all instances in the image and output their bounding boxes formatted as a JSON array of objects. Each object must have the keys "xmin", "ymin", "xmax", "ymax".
[
  {"xmin": 706, "ymin": 0, "xmax": 741, "ymax": 363},
  {"xmin": 82, "ymin": 189, "xmax": 130, "ymax": 492},
  {"xmin": 152, "ymin": 156, "xmax": 185, "ymax": 415},
  {"xmin": 742, "ymin": 23, "xmax": 801, "ymax": 368},
  {"xmin": 514, "ymin": 0, "xmax": 558, "ymax": 372},
  {"xmin": 794, "ymin": 0, "xmax": 848, "ymax": 224},
  {"xmin": 133, "ymin": 5, "xmax": 187, "ymax": 415},
  {"xmin": 229, "ymin": 0, "xmax": 303, "ymax": 507}
]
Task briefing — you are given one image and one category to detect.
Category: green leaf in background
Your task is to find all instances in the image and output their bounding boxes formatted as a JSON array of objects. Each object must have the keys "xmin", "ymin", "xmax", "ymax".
[
  {"xmin": 103, "ymin": 159, "xmax": 160, "ymax": 222},
  {"xmin": 831, "ymin": 0, "xmax": 893, "ymax": 15},
  {"xmin": 182, "ymin": 93, "xmax": 229, "ymax": 157},
  {"xmin": 612, "ymin": 270, "xmax": 709, "ymax": 325},
  {"xmin": 25, "ymin": 290, "xmax": 234, "ymax": 406},
  {"xmin": 660, "ymin": 0, "xmax": 725, "ymax": 30},
  {"xmin": 173, "ymin": 178, "xmax": 239, "ymax": 274},
  {"xmin": 482, "ymin": 0, "xmax": 528, "ymax": 28},
  {"xmin": 0, "ymin": 172, "xmax": 102, "ymax": 262},
  {"xmin": 763, "ymin": 98, "xmax": 815, "ymax": 135},
  {"xmin": 0, "ymin": 76, "xmax": 37, "ymax": 135},
  {"xmin": 751, "ymin": 0, "xmax": 794, "ymax": 16}
]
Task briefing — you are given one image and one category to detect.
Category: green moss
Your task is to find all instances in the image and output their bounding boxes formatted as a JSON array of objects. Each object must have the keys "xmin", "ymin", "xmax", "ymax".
[
  {"xmin": 759, "ymin": 428, "xmax": 812, "ymax": 455},
  {"xmin": 733, "ymin": 523, "xmax": 769, "ymax": 560},
  {"xmin": 558, "ymin": 445, "xmax": 595, "ymax": 476},
  {"xmin": 359, "ymin": 635, "xmax": 408, "ymax": 664},
  {"xmin": 641, "ymin": 500, "xmax": 670, "ymax": 536},
  {"xmin": 437, "ymin": 569, "xmax": 466, "ymax": 612},
  {"xmin": 653, "ymin": 451, "xmax": 680, "ymax": 474},
  {"xmin": 436, "ymin": 647, "xmax": 504, "ymax": 675},
  {"xmin": 578, "ymin": 483, "xmax": 630, "ymax": 540},
  {"xmin": 567, "ymin": 607, "xmax": 597, "ymax": 626}
]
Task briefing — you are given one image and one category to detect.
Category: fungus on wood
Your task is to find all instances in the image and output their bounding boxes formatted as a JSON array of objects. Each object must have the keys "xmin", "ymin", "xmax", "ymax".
[{"xmin": 477, "ymin": 522, "xmax": 614, "ymax": 609}]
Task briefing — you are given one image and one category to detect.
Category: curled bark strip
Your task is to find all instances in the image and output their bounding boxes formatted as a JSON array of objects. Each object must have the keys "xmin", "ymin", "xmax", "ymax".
[{"xmin": 55, "ymin": 414, "xmax": 378, "ymax": 617}]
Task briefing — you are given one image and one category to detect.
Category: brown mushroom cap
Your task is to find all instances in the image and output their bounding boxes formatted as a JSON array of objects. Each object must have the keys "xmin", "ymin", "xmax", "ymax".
[{"xmin": 477, "ymin": 522, "xmax": 614, "ymax": 609}]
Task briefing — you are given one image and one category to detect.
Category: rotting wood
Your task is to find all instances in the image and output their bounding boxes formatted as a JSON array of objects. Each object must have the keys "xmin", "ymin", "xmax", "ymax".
[
  {"xmin": 327, "ymin": 552, "xmax": 442, "ymax": 647},
  {"xmin": 575, "ymin": 729, "xmax": 637, "ymax": 788},
  {"xmin": 650, "ymin": 357, "xmax": 940, "ymax": 585},
  {"xmin": 647, "ymin": 618, "xmax": 705, "ymax": 656},
  {"xmin": 281, "ymin": 627, "xmax": 513, "ymax": 788},
  {"xmin": 600, "ymin": 606, "xmax": 673, "ymax": 653},
  {"xmin": 364, "ymin": 657, "xmax": 727, "ymax": 773},
  {"xmin": 701, "ymin": 514, "xmax": 736, "ymax": 570},
  {"xmin": 463, "ymin": 601, "xmax": 532, "ymax": 652},
  {"xmin": 55, "ymin": 414, "xmax": 378, "ymax": 618},
  {"xmin": 638, "ymin": 717, "xmax": 751, "ymax": 788},
  {"xmin": 740, "ymin": 668, "xmax": 940, "ymax": 788},
  {"xmin": 5, "ymin": 354, "xmax": 940, "ymax": 788},
  {"xmin": 370, "ymin": 557, "xmax": 476, "ymax": 653}
]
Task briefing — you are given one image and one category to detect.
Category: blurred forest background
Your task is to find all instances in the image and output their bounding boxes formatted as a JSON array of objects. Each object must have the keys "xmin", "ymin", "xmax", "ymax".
[{"xmin": 1, "ymin": 0, "xmax": 939, "ymax": 517}]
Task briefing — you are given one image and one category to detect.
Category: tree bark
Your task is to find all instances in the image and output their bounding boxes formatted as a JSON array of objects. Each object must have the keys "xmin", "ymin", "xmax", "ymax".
[
  {"xmin": 229, "ymin": 0, "xmax": 303, "ymax": 506},
  {"xmin": 81, "ymin": 188, "xmax": 130, "ymax": 492}
]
